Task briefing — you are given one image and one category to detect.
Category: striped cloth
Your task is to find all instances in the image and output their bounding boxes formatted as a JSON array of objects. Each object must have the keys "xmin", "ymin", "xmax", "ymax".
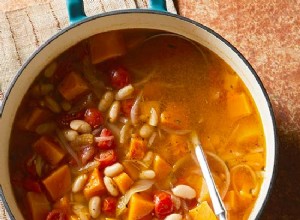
[{"xmin": 0, "ymin": 0, "xmax": 176, "ymax": 219}]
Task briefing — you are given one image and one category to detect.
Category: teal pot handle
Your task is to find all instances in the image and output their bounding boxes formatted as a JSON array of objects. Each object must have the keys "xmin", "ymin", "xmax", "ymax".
[
  {"xmin": 66, "ymin": 0, "xmax": 87, "ymax": 24},
  {"xmin": 66, "ymin": 0, "xmax": 167, "ymax": 23},
  {"xmin": 149, "ymin": 0, "xmax": 167, "ymax": 11}
]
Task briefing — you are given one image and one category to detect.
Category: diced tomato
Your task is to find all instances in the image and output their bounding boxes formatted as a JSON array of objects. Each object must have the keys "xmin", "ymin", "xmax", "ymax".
[
  {"xmin": 109, "ymin": 66, "xmax": 130, "ymax": 89},
  {"xmin": 46, "ymin": 209, "xmax": 68, "ymax": 220},
  {"xmin": 95, "ymin": 149, "xmax": 117, "ymax": 169},
  {"xmin": 84, "ymin": 108, "xmax": 104, "ymax": 129},
  {"xmin": 121, "ymin": 99, "xmax": 134, "ymax": 117},
  {"xmin": 154, "ymin": 191, "xmax": 174, "ymax": 219},
  {"xmin": 102, "ymin": 196, "xmax": 118, "ymax": 215},
  {"xmin": 97, "ymin": 128, "xmax": 115, "ymax": 149},
  {"xmin": 186, "ymin": 198, "xmax": 198, "ymax": 209},
  {"xmin": 23, "ymin": 178, "xmax": 42, "ymax": 193},
  {"xmin": 56, "ymin": 110, "xmax": 85, "ymax": 127}
]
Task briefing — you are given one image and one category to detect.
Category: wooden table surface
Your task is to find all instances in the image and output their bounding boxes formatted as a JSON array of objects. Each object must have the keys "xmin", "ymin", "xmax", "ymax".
[{"xmin": 1, "ymin": 0, "xmax": 299, "ymax": 219}]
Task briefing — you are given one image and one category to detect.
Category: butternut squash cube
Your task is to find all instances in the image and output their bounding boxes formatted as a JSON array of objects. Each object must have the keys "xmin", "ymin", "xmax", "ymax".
[
  {"xmin": 113, "ymin": 172, "xmax": 134, "ymax": 194},
  {"xmin": 189, "ymin": 201, "xmax": 217, "ymax": 220},
  {"xmin": 227, "ymin": 92, "xmax": 252, "ymax": 121},
  {"xmin": 127, "ymin": 136, "xmax": 146, "ymax": 160},
  {"xmin": 42, "ymin": 165, "xmax": 71, "ymax": 201},
  {"xmin": 19, "ymin": 107, "xmax": 51, "ymax": 131},
  {"xmin": 58, "ymin": 72, "xmax": 89, "ymax": 101},
  {"xmin": 224, "ymin": 73, "xmax": 239, "ymax": 91},
  {"xmin": 89, "ymin": 32, "xmax": 126, "ymax": 64},
  {"xmin": 27, "ymin": 192, "xmax": 50, "ymax": 220},
  {"xmin": 33, "ymin": 136, "xmax": 65, "ymax": 165},
  {"xmin": 235, "ymin": 120, "xmax": 261, "ymax": 147},
  {"xmin": 128, "ymin": 193, "xmax": 154, "ymax": 220},
  {"xmin": 83, "ymin": 168, "xmax": 106, "ymax": 199},
  {"xmin": 153, "ymin": 155, "xmax": 172, "ymax": 179},
  {"xmin": 53, "ymin": 195, "xmax": 71, "ymax": 211},
  {"xmin": 122, "ymin": 160, "xmax": 140, "ymax": 181}
]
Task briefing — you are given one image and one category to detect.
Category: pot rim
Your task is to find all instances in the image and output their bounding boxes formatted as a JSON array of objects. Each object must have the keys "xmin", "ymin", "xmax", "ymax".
[{"xmin": 0, "ymin": 9, "xmax": 278, "ymax": 220}]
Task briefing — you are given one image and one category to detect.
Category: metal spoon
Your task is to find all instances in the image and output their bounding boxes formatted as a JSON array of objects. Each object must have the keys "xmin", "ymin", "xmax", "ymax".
[{"xmin": 191, "ymin": 131, "xmax": 227, "ymax": 220}]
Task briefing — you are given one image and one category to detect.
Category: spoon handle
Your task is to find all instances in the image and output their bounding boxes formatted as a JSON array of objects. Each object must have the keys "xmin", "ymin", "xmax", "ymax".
[{"xmin": 192, "ymin": 132, "xmax": 227, "ymax": 220}]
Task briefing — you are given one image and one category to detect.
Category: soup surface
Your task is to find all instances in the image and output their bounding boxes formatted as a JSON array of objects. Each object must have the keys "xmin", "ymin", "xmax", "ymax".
[{"xmin": 9, "ymin": 29, "xmax": 265, "ymax": 220}]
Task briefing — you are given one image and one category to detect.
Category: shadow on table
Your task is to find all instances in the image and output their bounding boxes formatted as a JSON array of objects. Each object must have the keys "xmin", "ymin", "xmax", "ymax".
[{"xmin": 261, "ymin": 130, "xmax": 300, "ymax": 219}]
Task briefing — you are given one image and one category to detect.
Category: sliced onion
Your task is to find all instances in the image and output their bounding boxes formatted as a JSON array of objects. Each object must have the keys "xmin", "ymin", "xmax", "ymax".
[
  {"xmin": 91, "ymin": 127, "xmax": 103, "ymax": 136},
  {"xmin": 181, "ymin": 200, "xmax": 191, "ymax": 220},
  {"xmin": 147, "ymin": 132, "xmax": 157, "ymax": 147},
  {"xmin": 82, "ymin": 58, "xmax": 105, "ymax": 99},
  {"xmin": 133, "ymin": 72, "xmax": 153, "ymax": 87},
  {"xmin": 116, "ymin": 180, "xmax": 154, "ymax": 216},
  {"xmin": 94, "ymin": 136, "xmax": 114, "ymax": 142},
  {"xmin": 160, "ymin": 126, "xmax": 191, "ymax": 135},
  {"xmin": 80, "ymin": 145, "xmax": 96, "ymax": 165},
  {"xmin": 122, "ymin": 160, "xmax": 148, "ymax": 169},
  {"xmin": 120, "ymin": 122, "xmax": 132, "ymax": 144},
  {"xmin": 131, "ymin": 91, "xmax": 143, "ymax": 126},
  {"xmin": 77, "ymin": 160, "xmax": 100, "ymax": 174},
  {"xmin": 206, "ymin": 152, "xmax": 230, "ymax": 199},
  {"xmin": 106, "ymin": 122, "xmax": 121, "ymax": 140},
  {"xmin": 56, "ymin": 128, "xmax": 81, "ymax": 166}
]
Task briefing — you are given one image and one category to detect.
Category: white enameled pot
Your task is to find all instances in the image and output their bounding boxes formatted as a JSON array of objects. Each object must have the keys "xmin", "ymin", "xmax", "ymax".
[{"xmin": 0, "ymin": 0, "xmax": 277, "ymax": 219}]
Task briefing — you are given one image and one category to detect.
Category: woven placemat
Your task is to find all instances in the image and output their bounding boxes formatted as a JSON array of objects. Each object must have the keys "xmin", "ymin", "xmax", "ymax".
[{"xmin": 0, "ymin": 0, "xmax": 176, "ymax": 219}]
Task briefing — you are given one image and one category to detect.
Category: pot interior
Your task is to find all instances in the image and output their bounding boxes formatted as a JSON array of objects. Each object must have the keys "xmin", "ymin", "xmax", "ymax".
[{"xmin": 0, "ymin": 11, "xmax": 276, "ymax": 220}]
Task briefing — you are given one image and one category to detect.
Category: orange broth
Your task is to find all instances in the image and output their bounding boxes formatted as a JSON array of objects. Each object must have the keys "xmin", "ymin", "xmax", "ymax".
[{"xmin": 9, "ymin": 29, "xmax": 265, "ymax": 220}]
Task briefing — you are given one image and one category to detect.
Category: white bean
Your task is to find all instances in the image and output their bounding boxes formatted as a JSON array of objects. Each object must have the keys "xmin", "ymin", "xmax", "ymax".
[
  {"xmin": 98, "ymin": 91, "xmax": 114, "ymax": 112},
  {"xmin": 139, "ymin": 170, "xmax": 156, "ymax": 180},
  {"xmin": 89, "ymin": 196, "xmax": 101, "ymax": 218},
  {"xmin": 103, "ymin": 176, "xmax": 119, "ymax": 196},
  {"xmin": 115, "ymin": 84, "xmax": 134, "ymax": 100},
  {"xmin": 164, "ymin": 214, "xmax": 183, "ymax": 220},
  {"xmin": 108, "ymin": 101, "xmax": 121, "ymax": 123},
  {"xmin": 147, "ymin": 132, "xmax": 157, "ymax": 147},
  {"xmin": 70, "ymin": 120, "xmax": 92, "ymax": 133},
  {"xmin": 63, "ymin": 129, "xmax": 79, "ymax": 142},
  {"xmin": 139, "ymin": 124, "xmax": 154, "ymax": 139},
  {"xmin": 44, "ymin": 62, "xmax": 57, "ymax": 78},
  {"xmin": 72, "ymin": 174, "xmax": 88, "ymax": 193},
  {"xmin": 104, "ymin": 163, "xmax": 124, "ymax": 177},
  {"xmin": 149, "ymin": 107, "xmax": 159, "ymax": 126},
  {"xmin": 172, "ymin": 185, "xmax": 196, "ymax": 199},
  {"xmin": 143, "ymin": 151, "xmax": 154, "ymax": 166}
]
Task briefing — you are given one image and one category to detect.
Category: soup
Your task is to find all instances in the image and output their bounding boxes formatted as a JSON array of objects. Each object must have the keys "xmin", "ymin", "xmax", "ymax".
[{"xmin": 9, "ymin": 29, "xmax": 265, "ymax": 220}]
